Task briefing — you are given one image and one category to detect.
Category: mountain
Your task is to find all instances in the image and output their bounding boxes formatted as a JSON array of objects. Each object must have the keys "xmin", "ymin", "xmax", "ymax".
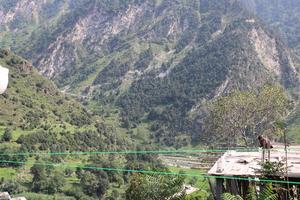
[
  {"xmin": 242, "ymin": 0, "xmax": 300, "ymax": 51},
  {"xmin": 241, "ymin": 0, "xmax": 300, "ymax": 71},
  {"xmin": 1, "ymin": 0, "xmax": 299, "ymax": 146},
  {"xmin": 0, "ymin": 49, "xmax": 161, "ymax": 200},
  {"xmin": 239, "ymin": 0, "xmax": 300, "ymax": 142},
  {"xmin": 0, "ymin": 48, "xmax": 137, "ymax": 157},
  {"xmin": 0, "ymin": 48, "xmax": 94, "ymax": 129}
]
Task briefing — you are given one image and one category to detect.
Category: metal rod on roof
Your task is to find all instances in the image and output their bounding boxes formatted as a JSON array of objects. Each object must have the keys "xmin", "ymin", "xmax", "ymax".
[{"xmin": 284, "ymin": 128, "xmax": 290, "ymax": 200}]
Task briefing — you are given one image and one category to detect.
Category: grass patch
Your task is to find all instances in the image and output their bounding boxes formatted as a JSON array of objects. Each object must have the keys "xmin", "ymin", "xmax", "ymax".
[
  {"xmin": 168, "ymin": 166, "xmax": 211, "ymax": 199},
  {"xmin": 0, "ymin": 167, "xmax": 17, "ymax": 180}
]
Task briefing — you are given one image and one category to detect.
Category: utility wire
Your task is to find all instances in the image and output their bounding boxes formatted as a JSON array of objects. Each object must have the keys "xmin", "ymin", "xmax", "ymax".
[
  {"xmin": 0, "ymin": 160, "xmax": 299, "ymax": 185},
  {"xmin": 1, "ymin": 147, "xmax": 297, "ymax": 157}
]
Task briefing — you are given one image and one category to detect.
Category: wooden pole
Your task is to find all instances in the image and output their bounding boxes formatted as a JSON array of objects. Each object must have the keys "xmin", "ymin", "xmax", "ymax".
[
  {"xmin": 208, "ymin": 178, "xmax": 217, "ymax": 200},
  {"xmin": 284, "ymin": 128, "xmax": 290, "ymax": 200},
  {"xmin": 241, "ymin": 180, "xmax": 249, "ymax": 199},
  {"xmin": 225, "ymin": 179, "xmax": 239, "ymax": 194},
  {"xmin": 216, "ymin": 178, "xmax": 224, "ymax": 200},
  {"xmin": 262, "ymin": 148, "xmax": 265, "ymax": 162}
]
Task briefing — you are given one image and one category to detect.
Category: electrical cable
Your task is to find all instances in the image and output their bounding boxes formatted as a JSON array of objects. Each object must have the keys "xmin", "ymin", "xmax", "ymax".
[
  {"xmin": 1, "ymin": 147, "xmax": 298, "ymax": 157},
  {"xmin": 0, "ymin": 160, "xmax": 299, "ymax": 185}
]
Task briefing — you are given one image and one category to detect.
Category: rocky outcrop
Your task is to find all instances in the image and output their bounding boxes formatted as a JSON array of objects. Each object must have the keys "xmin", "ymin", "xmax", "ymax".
[{"xmin": 249, "ymin": 27, "xmax": 281, "ymax": 76}]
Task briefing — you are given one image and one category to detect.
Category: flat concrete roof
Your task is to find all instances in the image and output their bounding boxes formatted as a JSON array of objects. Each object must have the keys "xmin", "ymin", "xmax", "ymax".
[{"xmin": 208, "ymin": 147, "xmax": 300, "ymax": 178}]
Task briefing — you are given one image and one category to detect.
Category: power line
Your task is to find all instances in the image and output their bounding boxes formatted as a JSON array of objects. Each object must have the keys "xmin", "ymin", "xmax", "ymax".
[
  {"xmin": 0, "ymin": 148, "xmax": 253, "ymax": 156},
  {"xmin": 1, "ymin": 147, "xmax": 297, "ymax": 157},
  {"xmin": 0, "ymin": 160, "xmax": 299, "ymax": 185}
]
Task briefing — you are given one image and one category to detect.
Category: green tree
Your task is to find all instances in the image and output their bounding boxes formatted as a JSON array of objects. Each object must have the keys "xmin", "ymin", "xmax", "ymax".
[
  {"xmin": 65, "ymin": 168, "xmax": 73, "ymax": 177},
  {"xmin": 30, "ymin": 162, "xmax": 48, "ymax": 192},
  {"xmin": 2, "ymin": 128, "xmax": 12, "ymax": 142},
  {"xmin": 64, "ymin": 187, "xmax": 94, "ymax": 200},
  {"xmin": 80, "ymin": 171, "xmax": 109, "ymax": 198},
  {"xmin": 0, "ymin": 146, "xmax": 27, "ymax": 167},
  {"xmin": 45, "ymin": 170, "xmax": 65, "ymax": 194},
  {"xmin": 222, "ymin": 193, "xmax": 243, "ymax": 200},
  {"xmin": 30, "ymin": 161, "xmax": 65, "ymax": 194},
  {"xmin": 0, "ymin": 179, "xmax": 24, "ymax": 194},
  {"xmin": 255, "ymin": 161, "xmax": 285, "ymax": 180},
  {"xmin": 205, "ymin": 85, "xmax": 291, "ymax": 146},
  {"xmin": 222, "ymin": 184, "xmax": 278, "ymax": 200},
  {"xmin": 126, "ymin": 174, "xmax": 185, "ymax": 200}
]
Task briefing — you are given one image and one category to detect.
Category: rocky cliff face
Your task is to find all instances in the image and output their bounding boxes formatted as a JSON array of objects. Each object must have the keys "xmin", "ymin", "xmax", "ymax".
[
  {"xmin": 241, "ymin": 0, "xmax": 300, "ymax": 65},
  {"xmin": 1, "ymin": 0, "xmax": 297, "ymax": 87}
]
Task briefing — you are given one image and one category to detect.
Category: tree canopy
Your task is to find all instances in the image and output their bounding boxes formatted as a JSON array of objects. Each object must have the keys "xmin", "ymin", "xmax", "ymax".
[
  {"xmin": 126, "ymin": 173, "xmax": 185, "ymax": 200},
  {"xmin": 205, "ymin": 85, "xmax": 292, "ymax": 146}
]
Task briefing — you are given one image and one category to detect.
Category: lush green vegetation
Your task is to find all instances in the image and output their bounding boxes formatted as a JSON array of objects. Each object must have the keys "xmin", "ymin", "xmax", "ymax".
[
  {"xmin": 126, "ymin": 173, "xmax": 184, "ymax": 200},
  {"xmin": 222, "ymin": 160, "xmax": 292, "ymax": 200},
  {"xmin": 1, "ymin": 0, "xmax": 299, "ymax": 148},
  {"xmin": 223, "ymin": 184, "xmax": 278, "ymax": 200},
  {"xmin": 0, "ymin": 49, "xmax": 94, "ymax": 129},
  {"xmin": 204, "ymin": 85, "xmax": 291, "ymax": 146},
  {"xmin": 0, "ymin": 50, "xmax": 166, "ymax": 199},
  {"xmin": 0, "ymin": 51, "xmax": 193, "ymax": 199},
  {"xmin": 1, "ymin": 0, "xmax": 300, "ymax": 199}
]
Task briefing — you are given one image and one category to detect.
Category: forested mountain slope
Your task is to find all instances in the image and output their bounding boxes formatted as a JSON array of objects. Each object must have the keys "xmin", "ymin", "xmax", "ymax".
[
  {"xmin": 0, "ymin": 49, "xmax": 134, "ymax": 153},
  {"xmin": 0, "ymin": 50, "xmax": 165, "ymax": 200},
  {"xmin": 0, "ymin": 49, "xmax": 92, "ymax": 128},
  {"xmin": 1, "ymin": 0, "xmax": 299, "ymax": 146},
  {"xmin": 240, "ymin": 0, "xmax": 300, "ymax": 142}
]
